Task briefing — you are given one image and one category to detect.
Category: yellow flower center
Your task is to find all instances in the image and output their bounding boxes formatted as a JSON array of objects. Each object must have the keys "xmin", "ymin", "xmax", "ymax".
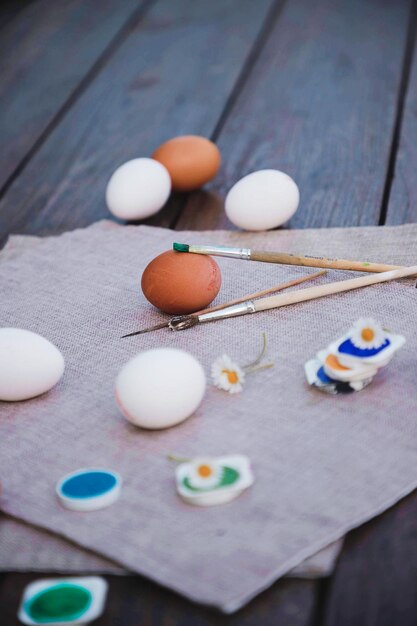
[
  {"xmin": 198, "ymin": 464, "xmax": 213, "ymax": 478},
  {"xmin": 222, "ymin": 369, "xmax": 239, "ymax": 384},
  {"xmin": 361, "ymin": 328, "xmax": 375, "ymax": 342}
]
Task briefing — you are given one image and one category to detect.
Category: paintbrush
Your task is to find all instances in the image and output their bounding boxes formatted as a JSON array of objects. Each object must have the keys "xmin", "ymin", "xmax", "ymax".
[
  {"xmin": 122, "ymin": 270, "xmax": 326, "ymax": 338},
  {"xmin": 123, "ymin": 265, "xmax": 417, "ymax": 334},
  {"xmin": 173, "ymin": 242, "xmax": 410, "ymax": 274}
]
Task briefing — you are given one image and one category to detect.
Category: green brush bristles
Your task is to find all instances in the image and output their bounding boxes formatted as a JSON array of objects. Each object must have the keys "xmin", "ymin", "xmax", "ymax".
[{"xmin": 173, "ymin": 243, "xmax": 189, "ymax": 252}]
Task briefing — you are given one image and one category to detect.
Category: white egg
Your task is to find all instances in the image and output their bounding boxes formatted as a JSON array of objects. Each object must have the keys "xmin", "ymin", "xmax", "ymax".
[
  {"xmin": 105, "ymin": 158, "xmax": 171, "ymax": 220},
  {"xmin": 0, "ymin": 328, "xmax": 65, "ymax": 401},
  {"xmin": 225, "ymin": 169, "xmax": 299, "ymax": 231},
  {"xmin": 116, "ymin": 348, "xmax": 206, "ymax": 430}
]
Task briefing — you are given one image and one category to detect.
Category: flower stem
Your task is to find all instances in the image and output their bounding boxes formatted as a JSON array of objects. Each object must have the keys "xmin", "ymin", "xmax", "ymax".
[
  {"xmin": 244, "ymin": 362, "xmax": 274, "ymax": 374},
  {"xmin": 167, "ymin": 454, "xmax": 191, "ymax": 464},
  {"xmin": 244, "ymin": 332, "xmax": 267, "ymax": 369}
]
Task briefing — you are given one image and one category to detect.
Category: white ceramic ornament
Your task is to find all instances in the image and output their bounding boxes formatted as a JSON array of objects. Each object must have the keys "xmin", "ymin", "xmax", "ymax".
[
  {"xmin": 116, "ymin": 348, "xmax": 206, "ymax": 429},
  {"xmin": 56, "ymin": 468, "xmax": 122, "ymax": 512},
  {"xmin": 176, "ymin": 455, "xmax": 254, "ymax": 506},
  {"xmin": 105, "ymin": 158, "xmax": 171, "ymax": 220},
  {"xmin": 304, "ymin": 357, "xmax": 373, "ymax": 395},
  {"xmin": 328, "ymin": 325, "xmax": 406, "ymax": 368},
  {"xmin": 305, "ymin": 318, "xmax": 406, "ymax": 395},
  {"xmin": 318, "ymin": 350, "xmax": 378, "ymax": 383},
  {"xmin": 0, "ymin": 328, "xmax": 65, "ymax": 401},
  {"xmin": 18, "ymin": 577, "xmax": 108, "ymax": 625},
  {"xmin": 225, "ymin": 169, "xmax": 299, "ymax": 231}
]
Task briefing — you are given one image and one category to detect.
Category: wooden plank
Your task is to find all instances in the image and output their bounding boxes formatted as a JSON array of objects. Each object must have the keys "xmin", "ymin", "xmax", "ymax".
[
  {"xmin": 0, "ymin": 0, "xmax": 145, "ymax": 191},
  {"xmin": 0, "ymin": 0, "xmax": 28, "ymax": 31},
  {"xmin": 0, "ymin": 572, "xmax": 317, "ymax": 626},
  {"xmin": 0, "ymin": 0, "xmax": 275, "ymax": 245},
  {"xmin": 177, "ymin": 0, "xmax": 412, "ymax": 231},
  {"xmin": 385, "ymin": 20, "xmax": 417, "ymax": 224},
  {"xmin": 323, "ymin": 490, "xmax": 417, "ymax": 626}
]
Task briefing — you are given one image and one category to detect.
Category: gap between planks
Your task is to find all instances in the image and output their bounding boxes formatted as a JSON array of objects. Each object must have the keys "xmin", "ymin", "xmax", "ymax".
[
  {"xmin": 0, "ymin": 0, "xmax": 155, "ymax": 203},
  {"xmin": 378, "ymin": 0, "xmax": 417, "ymax": 226},
  {"xmin": 169, "ymin": 0, "xmax": 287, "ymax": 231}
]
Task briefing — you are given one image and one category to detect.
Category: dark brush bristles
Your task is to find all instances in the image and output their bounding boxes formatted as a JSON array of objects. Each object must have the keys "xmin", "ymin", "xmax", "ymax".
[
  {"xmin": 121, "ymin": 315, "xmax": 199, "ymax": 338},
  {"xmin": 168, "ymin": 315, "xmax": 199, "ymax": 331},
  {"xmin": 173, "ymin": 243, "xmax": 189, "ymax": 252},
  {"xmin": 121, "ymin": 321, "xmax": 169, "ymax": 338}
]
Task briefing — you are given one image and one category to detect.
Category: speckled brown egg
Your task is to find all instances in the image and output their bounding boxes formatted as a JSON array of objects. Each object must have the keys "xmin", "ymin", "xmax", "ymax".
[
  {"xmin": 152, "ymin": 135, "xmax": 221, "ymax": 191},
  {"xmin": 141, "ymin": 250, "xmax": 222, "ymax": 314}
]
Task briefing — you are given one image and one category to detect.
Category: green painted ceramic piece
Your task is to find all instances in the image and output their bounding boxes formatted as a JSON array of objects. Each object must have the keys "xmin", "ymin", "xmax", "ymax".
[
  {"xmin": 25, "ymin": 583, "xmax": 92, "ymax": 623},
  {"xmin": 183, "ymin": 466, "xmax": 239, "ymax": 492}
]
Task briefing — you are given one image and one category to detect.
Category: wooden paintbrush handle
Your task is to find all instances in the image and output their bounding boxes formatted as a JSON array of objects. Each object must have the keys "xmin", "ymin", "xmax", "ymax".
[
  {"xmin": 193, "ymin": 270, "xmax": 326, "ymax": 316},
  {"xmin": 251, "ymin": 250, "xmax": 404, "ymax": 273},
  {"xmin": 254, "ymin": 265, "xmax": 417, "ymax": 312}
]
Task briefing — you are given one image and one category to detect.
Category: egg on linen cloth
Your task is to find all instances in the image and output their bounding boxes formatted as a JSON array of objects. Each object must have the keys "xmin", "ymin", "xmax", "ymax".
[
  {"xmin": 115, "ymin": 348, "xmax": 206, "ymax": 429},
  {"xmin": 152, "ymin": 135, "xmax": 221, "ymax": 191},
  {"xmin": 105, "ymin": 158, "xmax": 171, "ymax": 220},
  {"xmin": 141, "ymin": 249, "xmax": 221, "ymax": 314},
  {"xmin": 0, "ymin": 328, "xmax": 65, "ymax": 401},
  {"xmin": 225, "ymin": 169, "xmax": 299, "ymax": 231}
]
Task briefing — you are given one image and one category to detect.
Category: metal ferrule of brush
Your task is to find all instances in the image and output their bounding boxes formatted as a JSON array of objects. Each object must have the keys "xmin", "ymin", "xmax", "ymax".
[
  {"xmin": 192, "ymin": 245, "xmax": 251, "ymax": 260},
  {"xmin": 197, "ymin": 300, "xmax": 256, "ymax": 323}
]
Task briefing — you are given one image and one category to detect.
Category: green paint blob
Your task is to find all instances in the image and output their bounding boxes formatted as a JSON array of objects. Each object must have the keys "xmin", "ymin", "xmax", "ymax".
[
  {"xmin": 362, "ymin": 262, "xmax": 371, "ymax": 266},
  {"xmin": 184, "ymin": 466, "xmax": 239, "ymax": 492},
  {"xmin": 173, "ymin": 242, "xmax": 189, "ymax": 252},
  {"xmin": 25, "ymin": 583, "xmax": 92, "ymax": 624}
]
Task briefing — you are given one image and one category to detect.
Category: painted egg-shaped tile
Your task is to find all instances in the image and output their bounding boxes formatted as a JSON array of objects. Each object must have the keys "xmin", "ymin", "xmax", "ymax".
[
  {"xmin": 18, "ymin": 576, "xmax": 108, "ymax": 625},
  {"xmin": 175, "ymin": 455, "xmax": 254, "ymax": 506},
  {"xmin": 56, "ymin": 468, "xmax": 121, "ymax": 512}
]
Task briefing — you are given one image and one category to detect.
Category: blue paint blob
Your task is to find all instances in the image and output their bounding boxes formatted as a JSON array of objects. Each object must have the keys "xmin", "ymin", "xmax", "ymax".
[
  {"xmin": 338, "ymin": 338, "xmax": 390, "ymax": 358},
  {"xmin": 61, "ymin": 471, "xmax": 117, "ymax": 500},
  {"xmin": 317, "ymin": 366, "xmax": 335, "ymax": 384}
]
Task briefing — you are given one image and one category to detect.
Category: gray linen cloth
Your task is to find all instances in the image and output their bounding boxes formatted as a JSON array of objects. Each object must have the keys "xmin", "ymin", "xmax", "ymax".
[
  {"xmin": 0, "ymin": 227, "xmax": 343, "ymax": 580},
  {"xmin": 0, "ymin": 221, "xmax": 416, "ymax": 612},
  {"xmin": 0, "ymin": 513, "xmax": 341, "ymax": 579}
]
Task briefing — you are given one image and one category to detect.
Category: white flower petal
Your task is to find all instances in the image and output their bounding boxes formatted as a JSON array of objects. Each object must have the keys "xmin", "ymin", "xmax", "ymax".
[
  {"xmin": 350, "ymin": 318, "xmax": 386, "ymax": 350},
  {"xmin": 187, "ymin": 459, "xmax": 223, "ymax": 489},
  {"xmin": 211, "ymin": 354, "xmax": 245, "ymax": 393}
]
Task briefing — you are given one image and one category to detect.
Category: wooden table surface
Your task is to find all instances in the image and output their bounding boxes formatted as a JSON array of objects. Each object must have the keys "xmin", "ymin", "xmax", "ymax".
[{"xmin": 1, "ymin": 1, "xmax": 417, "ymax": 624}]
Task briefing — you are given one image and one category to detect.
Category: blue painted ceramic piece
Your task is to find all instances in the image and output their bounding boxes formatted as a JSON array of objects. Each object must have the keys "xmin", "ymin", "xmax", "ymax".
[
  {"xmin": 61, "ymin": 471, "xmax": 117, "ymax": 499},
  {"xmin": 56, "ymin": 468, "xmax": 121, "ymax": 511},
  {"xmin": 338, "ymin": 337, "xmax": 390, "ymax": 358}
]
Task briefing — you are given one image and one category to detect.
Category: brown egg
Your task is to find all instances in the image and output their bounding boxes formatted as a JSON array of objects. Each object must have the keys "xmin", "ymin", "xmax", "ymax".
[
  {"xmin": 152, "ymin": 135, "xmax": 221, "ymax": 191},
  {"xmin": 141, "ymin": 250, "xmax": 222, "ymax": 314}
]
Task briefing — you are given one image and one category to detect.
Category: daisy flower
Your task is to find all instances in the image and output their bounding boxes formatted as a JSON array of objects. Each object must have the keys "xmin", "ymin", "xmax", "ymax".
[
  {"xmin": 211, "ymin": 354, "xmax": 245, "ymax": 394},
  {"xmin": 350, "ymin": 318, "xmax": 386, "ymax": 350},
  {"xmin": 187, "ymin": 458, "xmax": 223, "ymax": 489}
]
